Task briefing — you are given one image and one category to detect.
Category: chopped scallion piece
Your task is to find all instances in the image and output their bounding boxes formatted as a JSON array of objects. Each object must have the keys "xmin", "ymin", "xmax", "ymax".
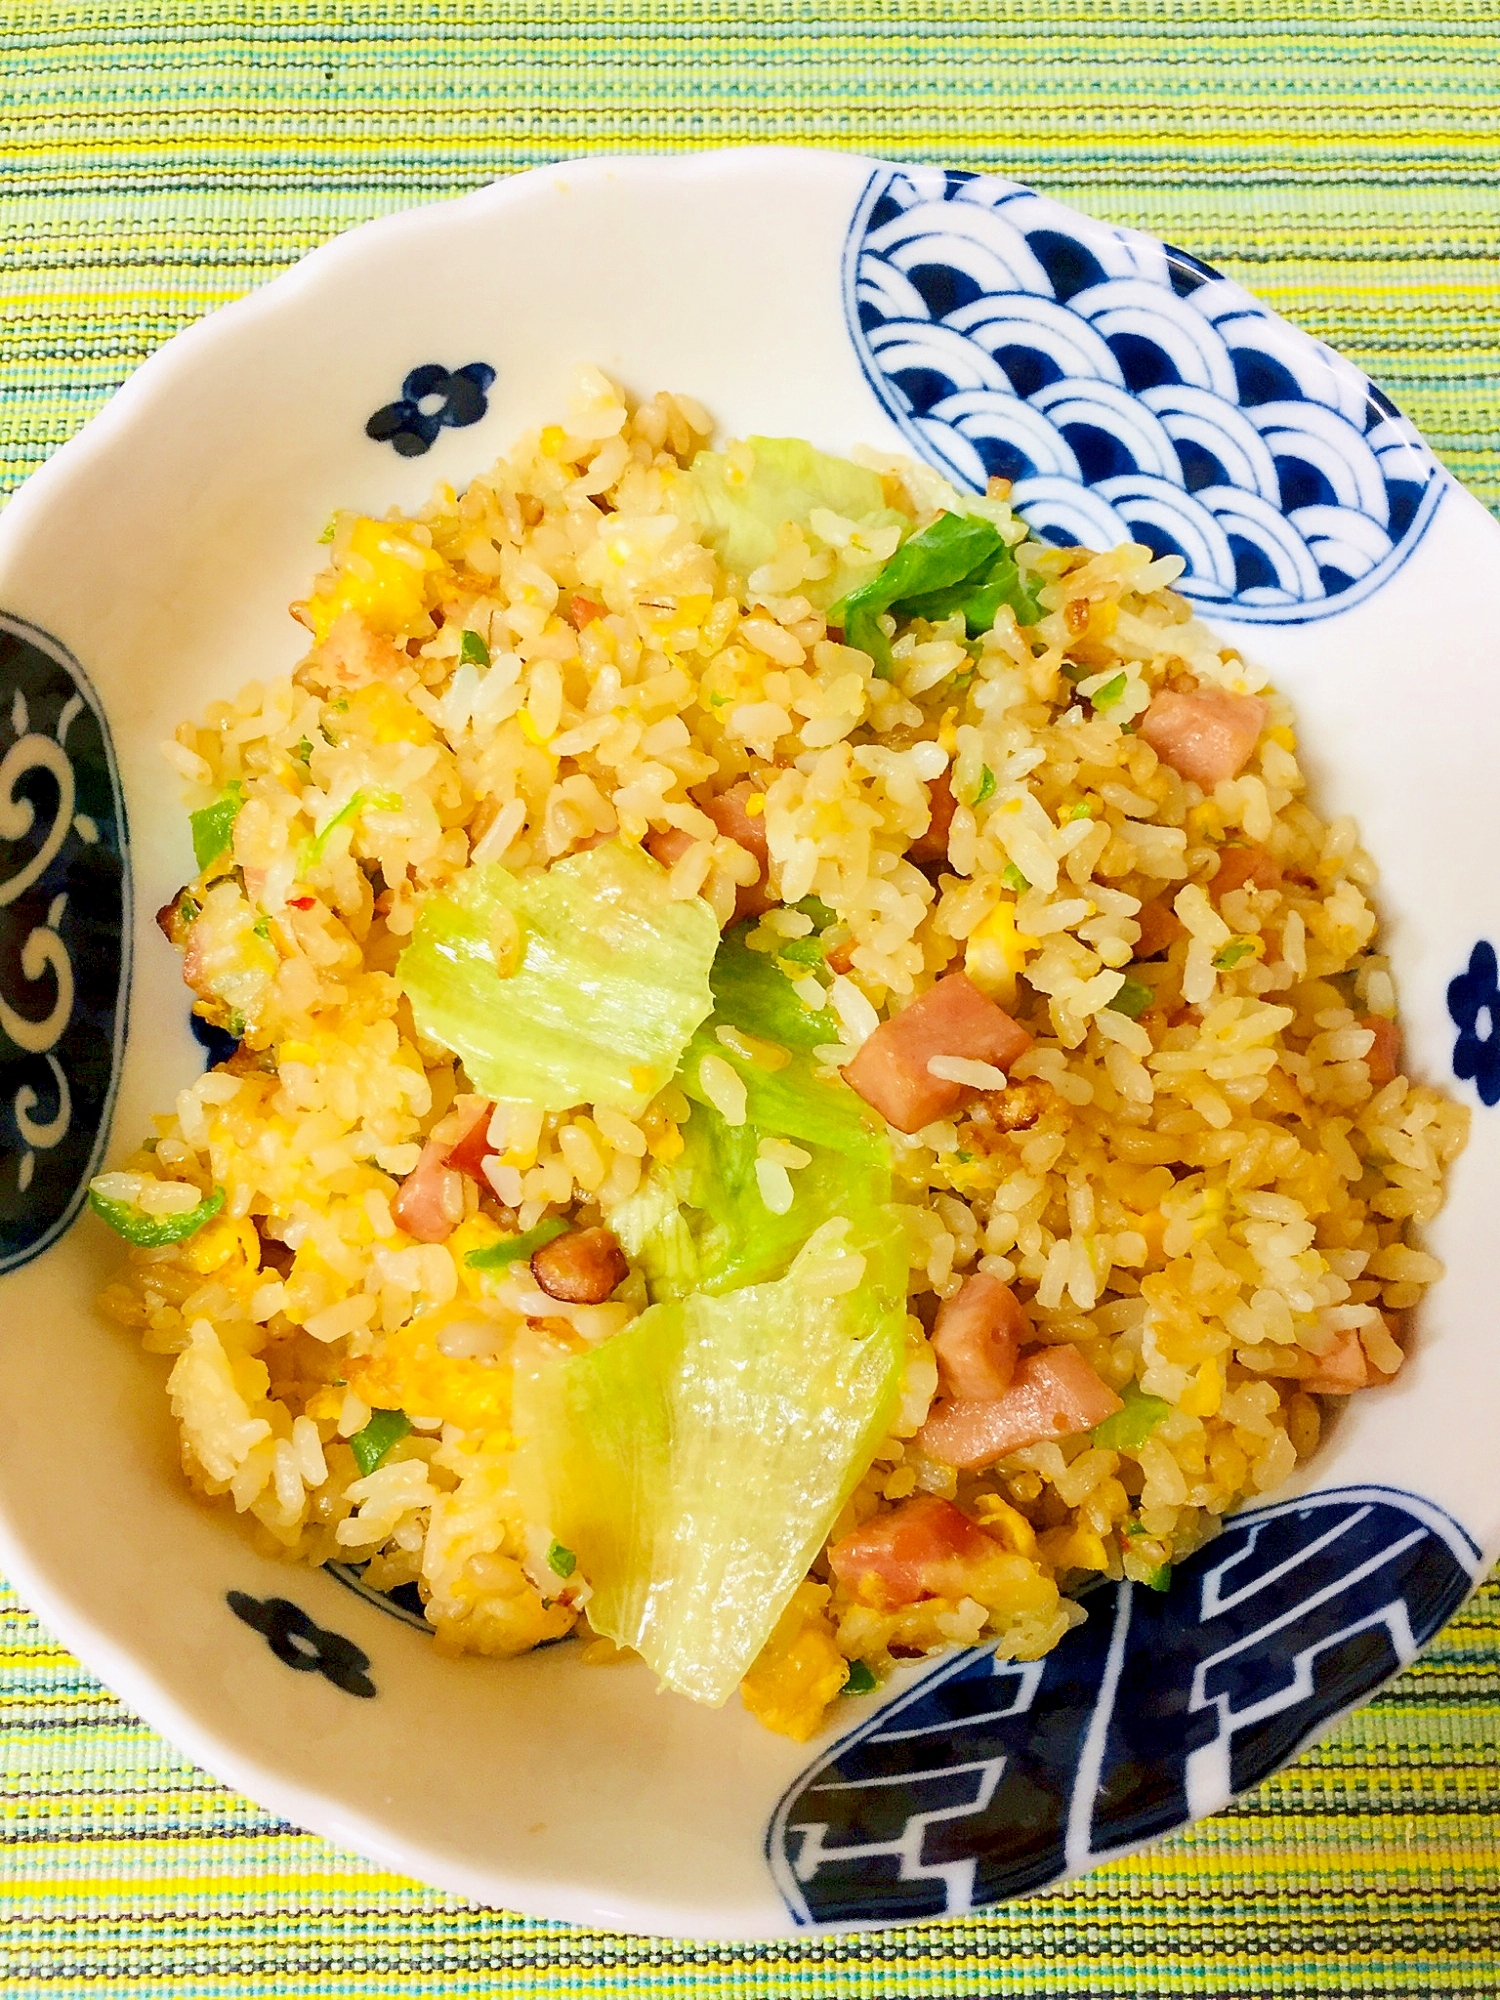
[
  {"xmin": 972, "ymin": 765, "xmax": 997, "ymax": 806},
  {"xmin": 465, "ymin": 1216, "xmax": 569, "ymax": 1270},
  {"xmin": 88, "ymin": 1182, "xmax": 225, "ymax": 1248},
  {"xmin": 794, "ymin": 897, "xmax": 835, "ymax": 929},
  {"xmin": 1000, "ymin": 862, "xmax": 1029, "ymax": 894},
  {"xmin": 842, "ymin": 1658, "xmax": 878, "ymax": 1696},
  {"xmin": 1108, "ymin": 976, "xmax": 1153, "ymax": 1020},
  {"xmin": 349, "ymin": 1408, "xmax": 412, "ymax": 1478},
  {"xmin": 459, "ymin": 628, "xmax": 491, "ymax": 668},
  {"xmin": 1065, "ymin": 799, "xmax": 1094, "ymax": 821},
  {"xmin": 1214, "ymin": 938, "xmax": 1258, "ymax": 970},
  {"xmin": 305, "ymin": 787, "xmax": 403, "ymax": 869},
  {"xmin": 1092, "ymin": 1383, "xmax": 1172, "ymax": 1450},
  {"xmin": 1090, "ymin": 672, "xmax": 1128, "ymax": 711},
  {"xmin": 190, "ymin": 782, "xmax": 243, "ymax": 872},
  {"xmin": 1146, "ymin": 1563, "xmax": 1172, "ymax": 1593},
  {"xmin": 547, "ymin": 1540, "xmax": 577, "ymax": 1580}
]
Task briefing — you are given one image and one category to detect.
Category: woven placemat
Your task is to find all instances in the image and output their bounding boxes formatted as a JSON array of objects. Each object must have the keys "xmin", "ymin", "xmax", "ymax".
[{"xmin": 2, "ymin": 4, "xmax": 1498, "ymax": 1993}]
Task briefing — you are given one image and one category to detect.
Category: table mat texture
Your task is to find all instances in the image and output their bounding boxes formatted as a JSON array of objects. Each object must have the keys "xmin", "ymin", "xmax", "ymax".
[{"xmin": 2, "ymin": 3, "xmax": 1498, "ymax": 1994}]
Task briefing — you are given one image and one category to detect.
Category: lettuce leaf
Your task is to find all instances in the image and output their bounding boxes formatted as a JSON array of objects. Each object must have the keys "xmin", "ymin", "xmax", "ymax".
[
  {"xmin": 514, "ymin": 1213, "xmax": 909, "ymax": 1705},
  {"xmin": 608, "ymin": 927, "xmax": 889, "ymax": 1296},
  {"xmin": 611, "ymin": 1094, "xmax": 891, "ymax": 1299},
  {"xmin": 677, "ymin": 437, "xmax": 910, "ymax": 609},
  {"xmin": 397, "ymin": 841, "xmax": 719, "ymax": 1114},
  {"xmin": 708, "ymin": 922, "xmax": 838, "ymax": 1052},
  {"xmin": 833, "ymin": 510, "xmax": 1043, "ymax": 676},
  {"xmin": 685, "ymin": 929, "xmax": 880, "ymax": 1159}
]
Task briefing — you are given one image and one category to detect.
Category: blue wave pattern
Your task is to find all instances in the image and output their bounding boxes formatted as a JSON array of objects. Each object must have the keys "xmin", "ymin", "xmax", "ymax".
[
  {"xmin": 844, "ymin": 170, "xmax": 1443, "ymax": 622},
  {"xmin": 768, "ymin": 1486, "xmax": 1478, "ymax": 1926}
]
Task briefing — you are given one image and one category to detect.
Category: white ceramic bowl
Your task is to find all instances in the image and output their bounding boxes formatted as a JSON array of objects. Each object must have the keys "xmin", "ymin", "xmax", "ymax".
[{"xmin": 1, "ymin": 149, "xmax": 1497, "ymax": 1938}]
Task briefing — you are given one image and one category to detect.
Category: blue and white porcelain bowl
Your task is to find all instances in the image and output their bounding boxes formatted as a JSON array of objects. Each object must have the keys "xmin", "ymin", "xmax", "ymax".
[{"xmin": 0, "ymin": 150, "xmax": 1496, "ymax": 1937}]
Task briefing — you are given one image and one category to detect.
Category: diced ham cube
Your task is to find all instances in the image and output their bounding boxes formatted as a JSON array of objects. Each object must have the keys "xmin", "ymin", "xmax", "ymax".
[
  {"xmin": 1361, "ymin": 1016, "xmax": 1403, "ymax": 1088},
  {"xmin": 1140, "ymin": 688, "xmax": 1269, "ymax": 788},
  {"xmin": 567, "ymin": 592, "xmax": 607, "ymax": 631},
  {"xmin": 443, "ymin": 1100, "xmax": 497, "ymax": 1181},
  {"xmin": 393, "ymin": 1098, "xmax": 495, "ymax": 1242},
  {"xmin": 1210, "ymin": 843, "xmax": 1282, "ymax": 900},
  {"xmin": 703, "ymin": 780, "xmax": 775, "ymax": 922},
  {"xmin": 391, "ymin": 1137, "xmax": 465, "ymax": 1244},
  {"xmin": 842, "ymin": 972, "xmax": 1033, "ymax": 1134},
  {"xmin": 908, "ymin": 771, "xmax": 957, "ymax": 867},
  {"xmin": 917, "ymin": 1345, "xmax": 1123, "ymax": 1470},
  {"xmin": 647, "ymin": 782, "xmax": 774, "ymax": 926},
  {"xmin": 645, "ymin": 826, "xmax": 696, "ymax": 871},
  {"xmin": 828, "ymin": 1496, "xmax": 1001, "ymax": 1610},
  {"xmin": 930, "ymin": 1273, "xmax": 1026, "ymax": 1401},
  {"xmin": 1304, "ymin": 1328, "xmax": 1402, "ymax": 1394},
  {"xmin": 1132, "ymin": 897, "xmax": 1184, "ymax": 959}
]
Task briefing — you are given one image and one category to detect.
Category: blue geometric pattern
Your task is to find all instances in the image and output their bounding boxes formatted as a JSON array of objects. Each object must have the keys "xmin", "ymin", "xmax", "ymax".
[
  {"xmin": 768, "ymin": 1486, "xmax": 1479, "ymax": 1926},
  {"xmin": 0, "ymin": 612, "xmax": 130, "ymax": 1273},
  {"xmin": 844, "ymin": 170, "xmax": 1445, "ymax": 622}
]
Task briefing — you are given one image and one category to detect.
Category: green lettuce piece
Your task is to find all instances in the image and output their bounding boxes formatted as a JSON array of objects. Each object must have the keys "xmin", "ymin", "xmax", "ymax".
[
  {"xmin": 1092, "ymin": 1382, "xmax": 1172, "ymax": 1451},
  {"xmin": 897, "ymin": 540, "xmax": 1040, "ymax": 637},
  {"xmin": 612, "ymin": 1094, "xmax": 891, "ymax": 1300},
  {"xmin": 514, "ymin": 1214, "xmax": 909, "ymax": 1705},
  {"xmin": 685, "ymin": 929, "xmax": 879, "ymax": 1159},
  {"xmin": 834, "ymin": 511, "xmax": 1041, "ymax": 676},
  {"xmin": 397, "ymin": 841, "xmax": 719, "ymax": 1114},
  {"xmin": 88, "ymin": 1182, "xmax": 225, "ymax": 1248},
  {"xmin": 708, "ymin": 923, "xmax": 838, "ymax": 1052},
  {"xmin": 190, "ymin": 783, "xmax": 243, "ymax": 872},
  {"xmin": 609, "ymin": 929, "xmax": 888, "ymax": 1296},
  {"xmin": 677, "ymin": 437, "xmax": 910, "ymax": 609},
  {"xmin": 680, "ymin": 1027, "xmax": 878, "ymax": 1160}
]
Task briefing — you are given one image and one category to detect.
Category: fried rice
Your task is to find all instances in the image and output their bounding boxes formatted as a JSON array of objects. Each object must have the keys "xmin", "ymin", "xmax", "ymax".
[{"xmin": 92, "ymin": 366, "xmax": 1468, "ymax": 1741}]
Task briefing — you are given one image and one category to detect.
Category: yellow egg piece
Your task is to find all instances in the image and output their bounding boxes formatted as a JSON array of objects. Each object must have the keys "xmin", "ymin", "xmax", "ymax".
[
  {"xmin": 964, "ymin": 899, "xmax": 1040, "ymax": 1006},
  {"xmin": 308, "ymin": 518, "xmax": 445, "ymax": 644}
]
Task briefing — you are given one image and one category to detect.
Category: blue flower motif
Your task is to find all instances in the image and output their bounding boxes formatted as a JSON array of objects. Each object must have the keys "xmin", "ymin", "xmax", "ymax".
[
  {"xmin": 227, "ymin": 1590, "xmax": 376, "ymax": 1698},
  {"xmin": 365, "ymin": 361, "xmax": 496, "ymax": 457},
  {"xmin": 1447, "ymin": 939, "xmax": 1500, "ymax": 1106}
]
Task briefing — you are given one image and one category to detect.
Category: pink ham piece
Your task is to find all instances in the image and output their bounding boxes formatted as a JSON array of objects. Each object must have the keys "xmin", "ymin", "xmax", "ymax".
[
  {"xmin": 908, "ymin": 770, "xmax": 957, "ymax": 866},
  {"xmin": 930, "ymin": 1272, "xmax": 1027, "ymax": 1401},
  {"xmin": 645, "ymin": 825, "xmax": 694, "ymax": 867},
  {"xmin": 917, "ymin": 1345, "xmax": 1123, "ymax": 1471},
  {"xmin": 703, "ymin": 780, "xmax": 775, "ymax": 922},
  {"xmin": 842, "ymin": 971, "xmax": 1033, "ymax": 1134},
  {"xmin": 1139, "ymin": 688, "xmax": 1269, "ymax": 788},
  {"xmin": 1304, "ymin": 1328, "xmax": 1401, "ymax": 1394},
  {"xmin": 392, "ymin": 1098, "xmax": 494, "ymax": 1243},
  {"xmin": 444, "ymin": 1101, "xmax": 497, "ymax": 1181},
  {"xmin": 1361, "ymin": 1016, "xmax": 1403, "ymax": 1088},
  {"xmin": 828, "ymin": 1496, "xmax": 1002, "ymax": 1611},
  {"xmin": 646, "ymin": 781, "xmax": 774, "ymax": 926},
  {"xmin": 391, "ymin": 1137, "xmax": 466, "ymax": 1244}
]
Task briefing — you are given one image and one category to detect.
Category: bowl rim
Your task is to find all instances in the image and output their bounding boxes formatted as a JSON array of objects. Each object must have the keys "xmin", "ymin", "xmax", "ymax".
[{"xmin": 1, "ymin": 141, "xmax": 1495, "ymax": 1937}]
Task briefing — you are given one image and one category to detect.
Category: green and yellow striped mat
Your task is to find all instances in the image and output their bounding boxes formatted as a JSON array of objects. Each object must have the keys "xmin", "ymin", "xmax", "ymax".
[{"xmin": 2, "ymin": 4, "xmax": 1498, "ymax": 1992}]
